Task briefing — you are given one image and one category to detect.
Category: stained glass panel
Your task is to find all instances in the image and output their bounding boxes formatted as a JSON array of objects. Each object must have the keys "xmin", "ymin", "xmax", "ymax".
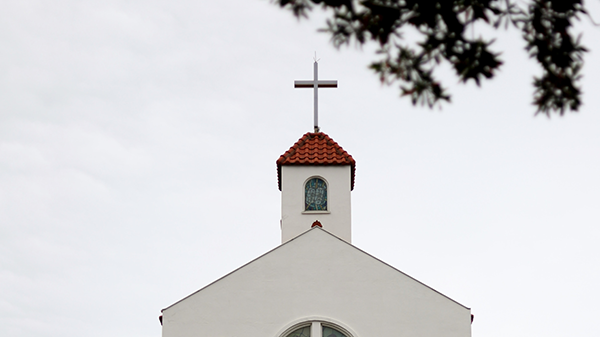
[
  {"xmin": 286, "ymin": 326, "xmax": 311, "ymax": 337},
  {"xmin": 322, "ymin": 326, "xmax": 347, "ymax": 337},
  {"xmin": 305, "ymin": 178, "xmax": 327, "ymax": 211}
]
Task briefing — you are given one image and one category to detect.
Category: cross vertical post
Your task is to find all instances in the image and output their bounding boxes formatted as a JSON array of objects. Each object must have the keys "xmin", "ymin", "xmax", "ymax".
[
  {"xmin": 295, "ymin": 61, "xmax": 338, "ymax": 133},
  {"xmin": 314, "ymin": 61, "xmax": 318, "ymax": 132}
]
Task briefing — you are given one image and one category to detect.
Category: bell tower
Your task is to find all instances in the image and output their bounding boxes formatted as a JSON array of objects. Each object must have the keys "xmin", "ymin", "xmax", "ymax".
[{"xmin": 277, "ymin": 132, "xmax": 355, "ymax": 243}]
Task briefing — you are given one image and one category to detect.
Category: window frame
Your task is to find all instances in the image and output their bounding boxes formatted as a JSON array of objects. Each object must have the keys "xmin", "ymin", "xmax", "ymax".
[
  {"xmin": 303, "ymin": 176, "xmax": 329, "ymax": 212},
  {"xmin": 278, "ymin": 318, "xmax": 355, "ymax": 337}
]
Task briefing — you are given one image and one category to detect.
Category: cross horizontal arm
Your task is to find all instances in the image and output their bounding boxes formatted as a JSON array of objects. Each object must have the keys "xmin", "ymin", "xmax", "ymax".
[{"xmin": 294, "ymin": 80, "xmax": 338, "ymax": 88}]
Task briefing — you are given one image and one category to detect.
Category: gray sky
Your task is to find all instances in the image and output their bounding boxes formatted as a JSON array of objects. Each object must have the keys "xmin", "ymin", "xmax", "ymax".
[{"xmin": 1, "ymin": 1, "xmax": 599, "ymax": 337}]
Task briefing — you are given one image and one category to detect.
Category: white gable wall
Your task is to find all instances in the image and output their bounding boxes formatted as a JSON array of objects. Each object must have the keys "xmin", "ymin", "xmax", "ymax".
[
  {"xmin": 281, "ymin": 165, "xmax": 351, "ymax": 243},
  {"xmin": 162, "ymin": 228, "xmax": 471, "ymax": 337}
]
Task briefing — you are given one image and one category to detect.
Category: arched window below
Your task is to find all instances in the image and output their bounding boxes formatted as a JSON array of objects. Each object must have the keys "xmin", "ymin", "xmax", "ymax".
[
  {"xmin": 305, "ymin": 177, "xmax": 327, "ymax": 211},
  {"xmin": 282, "ymin": 321, "xmax": 351, "ymax": 337}
]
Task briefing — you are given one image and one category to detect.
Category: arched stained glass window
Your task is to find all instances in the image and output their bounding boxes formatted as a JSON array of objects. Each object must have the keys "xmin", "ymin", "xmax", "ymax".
[
  {"xmin": 322, "ymin": 326, "xmax": 347, "ymax": 337},
  {"xmin": 285, "ymin": 326, "xmax": 311, "ymax": 337},
  {"xmin": 305, "ymin": 177, "xmax": 327, "ymax": 211}
]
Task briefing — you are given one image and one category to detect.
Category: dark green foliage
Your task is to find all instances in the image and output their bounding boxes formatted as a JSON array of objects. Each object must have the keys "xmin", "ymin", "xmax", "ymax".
[
  {"xmin": 520, "ymin": 0, "xmax": 586, "ymax": 114},
  {"xmin": 275, "ymin": 0, "xmax": 588, "ymax": 115}
]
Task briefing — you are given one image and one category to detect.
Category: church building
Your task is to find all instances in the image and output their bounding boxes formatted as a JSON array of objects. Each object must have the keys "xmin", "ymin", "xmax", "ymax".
[{"xmin": 159, "ymin": 63, "xmax": 472, "ymax": 337}]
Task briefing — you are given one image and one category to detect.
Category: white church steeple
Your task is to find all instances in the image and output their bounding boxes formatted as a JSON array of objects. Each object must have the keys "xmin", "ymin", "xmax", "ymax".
[
  {"xmin": 277, "ymin": 132, "xmax": 356, "ymax": 243},
  {"xmin": 160, "ymin": 61, "xmax": 471, "ymax": 337}
]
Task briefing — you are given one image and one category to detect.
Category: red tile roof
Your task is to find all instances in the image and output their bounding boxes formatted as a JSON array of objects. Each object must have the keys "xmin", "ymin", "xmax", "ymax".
[{"xmin": 277, "ymin": 132, "xmax": 356, "ymax": 190}]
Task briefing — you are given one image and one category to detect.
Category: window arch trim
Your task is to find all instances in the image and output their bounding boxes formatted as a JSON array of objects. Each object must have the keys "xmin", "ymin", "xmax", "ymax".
[{"xmin": 276, "ymin": 317, "xmax": 356, "ymax": 337}]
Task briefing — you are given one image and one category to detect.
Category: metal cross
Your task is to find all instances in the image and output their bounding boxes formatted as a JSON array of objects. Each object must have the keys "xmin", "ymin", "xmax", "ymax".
[{"xmin": 294, "ymin": 61, "xmax": 338, "ymax": 133}]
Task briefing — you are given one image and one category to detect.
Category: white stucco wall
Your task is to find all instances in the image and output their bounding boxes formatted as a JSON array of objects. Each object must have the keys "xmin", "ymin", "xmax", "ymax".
[
  {"xmin": 280, "ymin": 165, "xmax": 352, "ymax": 243},
  {"xmin": 162, "ymin": 228, "xmax": 472, "ymax": 337}
]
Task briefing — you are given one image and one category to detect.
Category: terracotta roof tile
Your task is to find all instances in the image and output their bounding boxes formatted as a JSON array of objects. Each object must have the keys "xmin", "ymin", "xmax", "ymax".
[{"xmin": 277, "ymin": 132, "xmax": 355, "ymax": 190}]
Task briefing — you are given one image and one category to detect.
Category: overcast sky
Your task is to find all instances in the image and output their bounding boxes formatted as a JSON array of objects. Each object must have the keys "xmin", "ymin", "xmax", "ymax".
[{"xmin": 1, "ymin": 1, "xmax": 600, "ymax": 337}]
